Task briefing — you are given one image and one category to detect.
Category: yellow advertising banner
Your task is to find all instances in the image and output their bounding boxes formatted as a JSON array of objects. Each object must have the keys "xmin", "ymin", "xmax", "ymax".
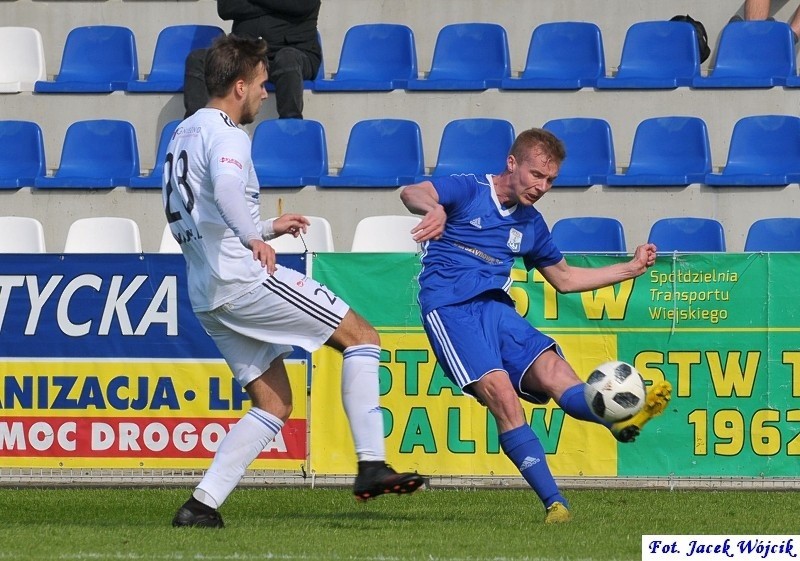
[
  {"xmin": 310, "ymin": 333, "xmax": 619, "ymax": 476},
  {"xmin": 0, "ymin": 253, "xmax": 313, "ymax": 471},
  {"xmin": 0, "ymin": 359, "xmax": 308, "ymax": 469}
]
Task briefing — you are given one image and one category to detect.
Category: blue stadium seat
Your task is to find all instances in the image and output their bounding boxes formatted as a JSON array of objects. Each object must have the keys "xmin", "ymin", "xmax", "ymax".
[
  {"xmin": 648, "ymin": 217, "xmax": 726, "ymax": 252},
  {"xmin": 605, "ymin": 116, "xmax": 711, "ymax": 186},
  {"xmin": 0, "ymin": 120, "xmax": 45, "ymax": 189},
  {"xmin": 693, "ymin": 21, "xmax": 796, "ymax": 88},
  {"xmin": 501, "ymin": 22, "xmax": 605, "ymax": 90},
  {"xmin": 705, "ymin": 115, "xmax": 800, "ymax": 186},
  {"xmin": 744, "ymin": 218, "xmax": 800, "ymax": 251},
  {"xmin": 415, "ymin": 118, "xmax": 515, "ymax": 182},
  {"xmin": 34, "ymin": 26, "xmax": 138, "ymax": 93},
  {"xmin": 318, "ymin": 119, "xmax": 423, "ymax": 187},
  {"xmin": 551, "ymin": 217, "xmax": 626, "ymax": 253},
  {"xmin": 405, "ymin": 23, "xmax": 510, "ymax": 90},
  {"xmin": 252, "ymin": 119, "xmax": 328, "ymax": 187},
  {"xmin": 542, "ymin": 118, "xmax": 615, "ymax": 187},
  {"xmin": 34, "ymin": 120, "xmax": 139, "ymax": 189},
  {"xmin": 129, "ymin": 119, "xmax": 180, "ymax": 189},
  {"xmin": 127, "ymin": 25, "xmax": 223, "ymax": 92},
  {"xmin": 314, "ymin": 24, "xmax": 417, "ymax": 91},
  {"xmin": 596, "ymin": 21, "xmax": 700, "ymax": 89}
]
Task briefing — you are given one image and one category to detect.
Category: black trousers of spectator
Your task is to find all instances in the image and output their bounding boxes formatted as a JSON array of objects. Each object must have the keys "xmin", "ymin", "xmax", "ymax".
[{"xmin": 183, "ymin": 46, "xmax": 315, "ymax": 119}]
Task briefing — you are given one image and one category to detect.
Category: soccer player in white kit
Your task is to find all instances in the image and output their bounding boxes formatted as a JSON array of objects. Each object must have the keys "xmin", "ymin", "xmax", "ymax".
[{"xmin": 164, "ymin": 35, "xmax": 423, "ymax": 528}]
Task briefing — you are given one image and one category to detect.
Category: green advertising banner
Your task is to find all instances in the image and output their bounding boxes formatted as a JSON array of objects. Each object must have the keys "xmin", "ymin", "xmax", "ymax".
[{"xmin": 310, "ymin": 252, "xmax": 800, "ymax": 478}]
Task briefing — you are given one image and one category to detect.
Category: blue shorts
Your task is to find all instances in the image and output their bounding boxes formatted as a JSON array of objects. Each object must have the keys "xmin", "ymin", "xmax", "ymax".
[{"xmin": 423, "ymin": 292, "xmax": 562, "ymax": 404}]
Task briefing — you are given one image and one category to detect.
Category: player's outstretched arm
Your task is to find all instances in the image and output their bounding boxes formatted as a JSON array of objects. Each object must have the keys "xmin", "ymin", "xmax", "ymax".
[
  {"xmin": 400, "ymin": 182, "xmax": 447, "ymax": 242},
  {"xmin": 539, "ymin": 242, "xmax": 657, "ymax": 294}
]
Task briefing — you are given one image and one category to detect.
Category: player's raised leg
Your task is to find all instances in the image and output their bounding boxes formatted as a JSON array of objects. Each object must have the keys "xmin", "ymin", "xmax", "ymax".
[
  {"xmin": 325, "ymin": 309, "xmax": 424, "ymax": 500},
  {"xmin": 523, "ymin": 349, "xmax": 612, "ymax": 426},
  {"xmin": 522, "ymin": 350, "xmax": 671, "ymax": 443}
]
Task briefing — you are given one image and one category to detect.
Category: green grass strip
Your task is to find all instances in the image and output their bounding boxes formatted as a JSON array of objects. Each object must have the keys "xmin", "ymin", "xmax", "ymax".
[{"xmin": 0, "ymin": 487, "xmax": 797, "ymax": 561}]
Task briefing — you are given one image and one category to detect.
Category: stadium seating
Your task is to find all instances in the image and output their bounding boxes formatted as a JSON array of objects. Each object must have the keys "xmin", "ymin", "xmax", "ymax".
[
  {"xmin": 693, "ymin": 21, "xmax": 796, "ymax": 88},
  {"xmin": 500, "ymin": 22, "xmax": 605, "ymax": 90},
  {"xmin": 0, "ymin": 216, "xmax": 47, "ymax": 253},
  {"xmin": 252, "ymin": 119, "xmax": 328, "ymax": 187},
  {"xmin": 350, "ymin": 215, "xmax": 422, "ymax": 252},
  {"xmin": 704, "ymin": 115, "xmax": 800, "ymax": 186},
  {"xmin": 318, "ymin": 119, "xmax": 423, "ymax": 187},
  {"xmin": 605, "ymin": 116, "xmax": 711, "ymax": 186},
  {"xmin": 34, "ymin": 25, "xmax": 138, "ymax": 93},
  {"xmin": 34, "ymin": 119, "xmax": 140, "ymax": 189},
  {"xmin": 0, "ymin": 120, "xmax": 46, "ymax": 188},
  {"xmin": 647, "ymin": 217, "xmax": 726, "ymax": 252},
  {"xmin": 596, "ymin": 21, "xmax": 700, "ymax": 89},
  {"xmin": 267, "ymin": 216, "xmax": 334, "ymax": 253},
  {"xmin": 127, "ymin": 25, "xmax": 224, "ymax": 92},
  {"xmin": 0, "ymin": 27, "xmax": 46, "ymax": 92},
  {"xmin": 542, "ymin": 117, "xmax": 615, "ymax": 187},
  {"xmin": 744, "ymin": 218, "xmax": 800, "ymax": 251},
  {"xmin": 405, "ymin": 23, "xmax": 510, "ymax": 90},
  {"xmin": 415, "ymin": 118, "xmax": 515, "ymax": 182},
  {"xmin": 313, "ymin": 24, "xmax": 417, "ymax": 91},
  {"xmin": 551, "ymin": 217, "xmax": 626, "ymax": 253},
  {"xmin": 63, "ymin": 217, "xmax": 142, "ymax": 253},
  {"xmin": 159, "ymin": 224, "xmax": 181, "ymax": 253},
  {"xmin": 129, "ymin": 119, "xmax": 180, "ymax": 189}
]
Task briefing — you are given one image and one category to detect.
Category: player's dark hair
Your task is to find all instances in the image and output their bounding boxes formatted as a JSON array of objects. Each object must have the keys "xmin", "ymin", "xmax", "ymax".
[
  {"xmin": 510, "ymin": 128, "xmax": 566, "ymax": 166},
  {"xmin": 205, "ymin": 34, "xmax": 269, "ymax": 98}
]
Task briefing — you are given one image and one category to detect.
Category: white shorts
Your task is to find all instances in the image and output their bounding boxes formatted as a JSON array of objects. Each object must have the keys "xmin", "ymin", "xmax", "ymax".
[{"xmin": 196, "ymin": 265, "xmax": 350, "ymax": 387}]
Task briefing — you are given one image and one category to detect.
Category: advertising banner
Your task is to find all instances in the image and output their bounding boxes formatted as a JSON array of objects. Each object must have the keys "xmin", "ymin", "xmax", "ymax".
[
  {"xmin": 0, "ymin": 254, "xmax": 308, "ymax": 469},
  {"xmin": 309, "ymin": 252, "xmax": 800, "ymax": 477}
]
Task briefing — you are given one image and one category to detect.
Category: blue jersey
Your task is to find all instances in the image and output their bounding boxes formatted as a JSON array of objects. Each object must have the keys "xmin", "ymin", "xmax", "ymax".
[{"xmin": 417, "ymin": 173, "xmax": 563, "ymax": 315}]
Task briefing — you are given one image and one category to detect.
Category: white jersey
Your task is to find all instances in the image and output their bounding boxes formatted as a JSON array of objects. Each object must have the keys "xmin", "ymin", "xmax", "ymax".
[{"xmin": 162, "ymin": 108, "xmax": 265, "ymax": 312}]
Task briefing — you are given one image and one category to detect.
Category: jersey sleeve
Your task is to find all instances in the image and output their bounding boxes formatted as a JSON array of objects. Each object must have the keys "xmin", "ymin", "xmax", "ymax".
[
  {"xmin": 431, "ymin": 174, "xmax": 478, "ymax": 218},
  {"xmin": 523, "ymin": 216, "xmax": 564, "ymax": 271},
  {"xmin": 208, "ymin": 127, "xmax": 252, "ymax": 185},
  {"xmin": 208, "ymin": 127, "xmax": 261, "ymax": 247}
]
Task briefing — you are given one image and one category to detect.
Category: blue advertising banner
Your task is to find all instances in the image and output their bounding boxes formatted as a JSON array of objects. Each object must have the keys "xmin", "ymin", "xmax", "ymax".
[{"xmin": 0, "ymin": 253, "xmax": 309, "ymax": 469}]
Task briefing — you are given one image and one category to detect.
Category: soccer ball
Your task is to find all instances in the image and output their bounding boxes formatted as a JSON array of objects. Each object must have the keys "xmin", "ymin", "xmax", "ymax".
[{"xmin": 584, "ymin": 361, "xmax": 646, "ymax": 423}]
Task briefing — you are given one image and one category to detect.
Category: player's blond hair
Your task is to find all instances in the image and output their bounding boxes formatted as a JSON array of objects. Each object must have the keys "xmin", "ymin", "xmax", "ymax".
[{"xmin": 509, "ymin": 128, "xmax": 566, "ymax": 166}]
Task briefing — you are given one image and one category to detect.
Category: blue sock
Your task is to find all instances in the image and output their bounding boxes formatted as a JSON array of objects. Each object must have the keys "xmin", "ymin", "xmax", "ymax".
[
  {"xmin": 558, "ymin": 383, "xmax": 611, "ymax": 427},
  {"xmin": 499, "ymin": 425, "xmax": 567, "ymax": 509}
]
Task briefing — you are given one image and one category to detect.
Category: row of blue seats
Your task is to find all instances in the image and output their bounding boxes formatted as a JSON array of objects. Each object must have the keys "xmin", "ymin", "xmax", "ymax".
[
  {"xmin": 553, "ymin": 216, "xmax": 800, "ymax": 253},
  {"xmin": 4, "ymin": 114, "xmax": 800, "ymax": 189},
  {"xmin": 12, "ymin": 19, "xmax": 800, "ymax": 94}
]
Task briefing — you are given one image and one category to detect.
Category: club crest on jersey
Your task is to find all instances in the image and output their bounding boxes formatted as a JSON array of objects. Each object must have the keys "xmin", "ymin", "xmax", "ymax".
[
  {"xmin": 507, "ymin": 228, "xmax": 523, "ymax": 252},
  {"xmin": 470, "ymin": 217, "xmax": 482, "ymax": 229}
]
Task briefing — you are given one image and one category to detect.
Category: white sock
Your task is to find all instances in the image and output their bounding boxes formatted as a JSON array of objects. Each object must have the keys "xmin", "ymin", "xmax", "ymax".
[
  {"xmin": 342, "ymin": 344, "xmax": 386, "ymax": 462},
  {"xmin": 193, "ymin": 407, "xmax": 283, "ymax": 509}
]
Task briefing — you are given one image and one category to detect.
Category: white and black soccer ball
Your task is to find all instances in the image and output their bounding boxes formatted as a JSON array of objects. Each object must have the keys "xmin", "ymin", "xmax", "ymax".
[{"xmin": 584, "ymin": 361, "xmax": 646, "ymax": 423}]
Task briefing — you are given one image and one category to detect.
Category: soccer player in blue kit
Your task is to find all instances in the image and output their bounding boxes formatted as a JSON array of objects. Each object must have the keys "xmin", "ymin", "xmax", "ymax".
[{"xmin": 400, "ymin": 128, "xmax": 672, "ymax": 523}]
